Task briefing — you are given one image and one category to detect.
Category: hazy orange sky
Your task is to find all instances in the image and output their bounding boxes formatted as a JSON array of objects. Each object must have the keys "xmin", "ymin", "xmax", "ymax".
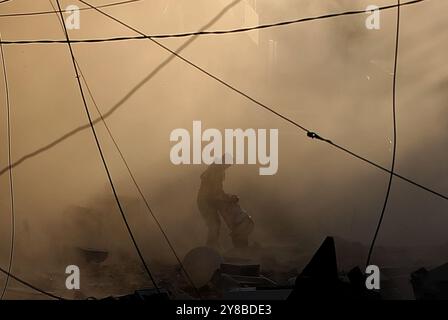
[{"xmin": 0, "ymin": 0, "xmax": 447, "ymax": 296}]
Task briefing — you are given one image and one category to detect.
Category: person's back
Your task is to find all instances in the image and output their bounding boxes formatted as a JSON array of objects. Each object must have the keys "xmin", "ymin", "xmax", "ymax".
[
  {"xmin": 197, "ymin": 163, "xmax": 230, "ymax": 248},
  {"xmin": 198, "ymin": 164, "xmax": 226, "ymax": 201},
  {"xmin": 197, "ymin": 157, "xmax": 253, "ymax": 249}
]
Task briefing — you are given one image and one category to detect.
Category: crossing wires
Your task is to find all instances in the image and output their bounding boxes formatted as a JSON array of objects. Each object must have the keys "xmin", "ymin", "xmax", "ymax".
[
  {"xmin": 0, "ymin": 0, "xmax": 143, "ymax": 18},
  {"xmin": 79, "ymin": 0, "xmax": 448, "ymax": 203},
  {"xmin": 0, "ymin": 0, "xmax": 426, "ymax": 45},
  {"xmin": 48, "ymin": 0, "xmax": 201, "ymax": 298},
  {"xmin": 54, "ymin": 0, "xmax": 159, "ymax": 292},
  {"xmin": 366, "ymin": 0, "xmax": 401, "ymax": 267}
]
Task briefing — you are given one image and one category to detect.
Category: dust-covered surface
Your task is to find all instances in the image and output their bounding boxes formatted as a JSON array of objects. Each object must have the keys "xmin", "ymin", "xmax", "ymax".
[{"xmin": 3, "ymin": 236, "xmax": 448, "ymax": 300}]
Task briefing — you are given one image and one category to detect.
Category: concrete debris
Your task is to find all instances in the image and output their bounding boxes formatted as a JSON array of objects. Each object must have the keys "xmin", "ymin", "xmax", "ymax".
[
  {"xmin": 288, "ymin": 237, "xmax": 380, "ymax": 300},
  {"xmin": 411, "ymin": 263, "xmax": 448, "ymax": 300},
  {"xmin": 209, "ymin": 262, "xmax": 278, "ymax": 297},
  {"xmin": 222, "ymin": 287, "xmax": 292, "ymax": 300},
  {"xmin": 76, "ymin": 247, "xmax": 108, "ymax": 264},
  {"xmin": 103, "ymin": 288, "xmax": 170, "ymax": 301},
  {"xmin": 182, "ymin": 246, "xmax": 223, "ymax": 289},
  {"xmin": 220, "ymin": 263, "xmax": 260, "ymax": 277}
]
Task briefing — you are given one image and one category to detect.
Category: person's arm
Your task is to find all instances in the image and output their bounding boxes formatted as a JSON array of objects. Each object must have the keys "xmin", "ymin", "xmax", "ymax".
[{"xmin": 217, "ymin": 190, "xmax": 238, "ymax": 203}]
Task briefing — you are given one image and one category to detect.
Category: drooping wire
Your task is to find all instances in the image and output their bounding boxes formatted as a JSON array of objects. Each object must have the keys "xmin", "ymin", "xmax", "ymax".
[
  {"xmin": 366, "ymin": 0, "xmax": 401, "ymax": 267},
  {"xmin": 55, "ymin": 0, "xmax": 159, "ymax": 292},
  {"xmin": 0, "ymin": 0, "xmax": 143, "ymax": 18},
  {"xmin": 79, "ymin": 68, "xmax": 201, "ymax": 296},
  {"xmin": 0, "ymin": 2, "xmax": 442, "ymax": 208},
  {"xmin": 0, "ymin": 0, "xmax": 426, "ymax": 45},
  {"xmin": 80, "ymin": 0, "xmax": 448, "ymax": 204},
  {"xmin": 48, "ymin": 0, "xmax": 201, "ymax": 298},
  {"xmin": 0, "ymin": 1, "xmax": 443, "ymax": 207},
  {"xmin": 0, "ymin": 0, "xmax": 243, "ymax": 181},
  {"xmin": 0, "ymin": 33, "xmax": 15, "ymax": 300},
  {"xmin": 80, "ymin": 67, "xmax": 201, "ymax": 297},
  {"xmin": 0, "ymin": 265, "xmax": 65, "ymax": 300}
]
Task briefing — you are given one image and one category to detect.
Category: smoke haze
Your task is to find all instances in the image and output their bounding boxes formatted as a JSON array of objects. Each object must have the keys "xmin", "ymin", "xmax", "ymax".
[{"xmin": 0, "ymin": 0, "xmax": 447, "ymax": 297}]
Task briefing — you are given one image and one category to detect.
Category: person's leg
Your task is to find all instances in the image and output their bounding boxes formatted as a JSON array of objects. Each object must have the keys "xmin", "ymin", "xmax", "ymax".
[
  {"xmin": 231, "ymin": 234, "xmax": 249, "ymax": 248},
  {"xmin": 205, "ymin": 212, "xmax": 221, "ymax": 248},
  {"xmin": 198, "ymin": 198, "xmax": 221, "ymax": 248}
]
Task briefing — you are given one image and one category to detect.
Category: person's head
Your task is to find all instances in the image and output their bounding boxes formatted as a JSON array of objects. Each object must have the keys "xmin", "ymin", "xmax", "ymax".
[
  {"xmin": 211, "ymin": 154, "xmax": 232, "ymax": 170},
  {"xmin": 221, "ymin": 153, "xmax": 233, "ymax": 169},
  {"xmin": 222, "ymin": 163, "xmax": 232, "ymax": 170}
]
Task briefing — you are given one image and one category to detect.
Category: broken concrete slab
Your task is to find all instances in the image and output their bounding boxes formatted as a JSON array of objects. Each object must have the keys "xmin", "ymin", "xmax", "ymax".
[
  {"xmin": 288, "ymin": 236, "xmax": 380, "ymax": 300},
  {"xmin": 182, "ymin": 247, "xmax": 223, "ymax": 289},
  {"xmin": 223, "ymin": 287, "xmax": 292, "ymax": 300},
  {"xmin": 411, "ymin": 263, "xmax": 448, "ymax": 300},
  {"xmin": 220, "ymin": 263, "xmax": 260, "ymax": 277}
]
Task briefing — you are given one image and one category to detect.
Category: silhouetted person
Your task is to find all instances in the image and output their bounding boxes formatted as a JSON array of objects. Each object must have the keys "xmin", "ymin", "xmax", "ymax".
[
  {"xmin": 197, "ymin": 156, "xmax": 255, "ymax": 249},
  {"xmin": 197, "ymin": 161, "xmax": 237, "ymax": 248}
]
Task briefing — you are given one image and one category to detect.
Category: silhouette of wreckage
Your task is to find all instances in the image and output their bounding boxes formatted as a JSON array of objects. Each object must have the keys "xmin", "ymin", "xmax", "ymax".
[
  {"xmin": 103, "ymin": 237, "xmax": 380, "ymax": 300},
  {"xmin": 411, "ymin": 263, "xmax": 448, "ymax": 300},
  {"xmin": 101, "ymin": 237, "xmax": 448, "ymax": 300},
  {"xmin": 287, "ymin": 237, "xmax": 379, "ymax": 300}
]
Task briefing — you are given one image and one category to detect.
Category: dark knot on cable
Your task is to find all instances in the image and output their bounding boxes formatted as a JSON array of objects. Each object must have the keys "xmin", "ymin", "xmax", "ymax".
[
  {"xmin": 307, "ymin": 131, "xmax": 332, "ymax": 143},
  {"xmin": 307, "ymin": 131, "xmax": 319, "ymax": 139}
]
